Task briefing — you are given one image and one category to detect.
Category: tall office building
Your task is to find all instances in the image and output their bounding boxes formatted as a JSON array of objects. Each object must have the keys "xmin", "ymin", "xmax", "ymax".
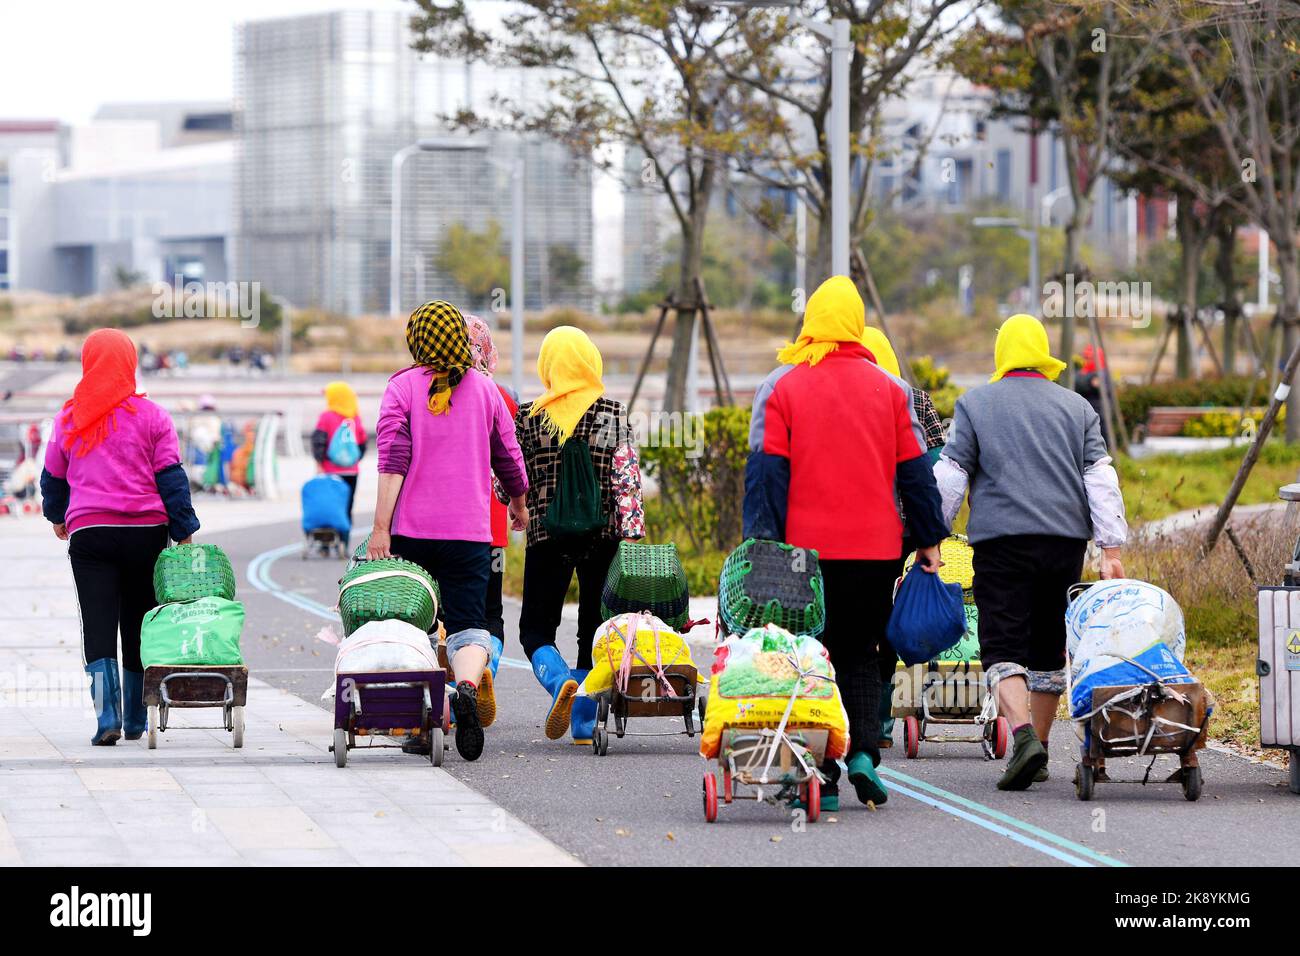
[{"xmin": 233, "ymin": 9, "xmax": 593, "ymax": 316}]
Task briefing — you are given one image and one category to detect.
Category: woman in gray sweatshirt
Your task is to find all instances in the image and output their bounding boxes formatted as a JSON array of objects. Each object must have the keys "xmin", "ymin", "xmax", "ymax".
[{"xmin": 935, "ymin": 314, "xmax": 1127, "ymax": 792}]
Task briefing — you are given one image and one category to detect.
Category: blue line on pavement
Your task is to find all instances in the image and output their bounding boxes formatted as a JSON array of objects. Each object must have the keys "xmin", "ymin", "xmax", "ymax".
[
  {"xmin": 884, "ymin": 779, "xmax": 1096, "ymax": 866},
  {"xmin": 880, "ymin": 766, "xmax": 1128, "ymax": 867},
  {"xmin": 245, "ymin": 542, "xmax": 531, "ymax": 671}
]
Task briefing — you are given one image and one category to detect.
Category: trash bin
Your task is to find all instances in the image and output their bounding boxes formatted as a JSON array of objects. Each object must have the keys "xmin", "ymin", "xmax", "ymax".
[{"xmin": 1258, "ymin": 483, "xmax": 1300, "ymax": 794}]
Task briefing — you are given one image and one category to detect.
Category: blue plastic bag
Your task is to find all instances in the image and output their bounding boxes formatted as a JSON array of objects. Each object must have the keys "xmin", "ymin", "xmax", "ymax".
[
  {"xmin": 301, "ymin": 475, "xmax": 351, "ymax": 535},
  {"xmin": 886, "ymin": 566, "xmax": 967, "ymax": 666}
]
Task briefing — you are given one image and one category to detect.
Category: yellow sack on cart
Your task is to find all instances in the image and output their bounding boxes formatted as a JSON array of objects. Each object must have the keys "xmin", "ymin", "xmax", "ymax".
[
  {"xmin": 700, "ymin": 624, "xmax": 849, "ymax": 761},
  {"xmin": 579, "ymin": 612, "xmax": 703, "ymax": 696}
]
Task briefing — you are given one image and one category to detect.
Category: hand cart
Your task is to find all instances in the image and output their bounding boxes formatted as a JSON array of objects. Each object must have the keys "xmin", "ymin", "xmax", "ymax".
[
  {"xmin": 1065, "ymin": 582, "xmax": 1211, "ymax": 801},
  {"xmin": 589, "ymin": 614, "xmax": 706, "ymax": 756},
  {"xmin": 331, "ymin": 669, "xmax": 449, "ymax": 768},
  {"xmin": 303, "ymin": 527, "xmax": 347, "ymax": 559},
  {"xmin": 143, "ymin": 664, "xmax": 248, "ymax": 750},
  {"xmin": 704, "ymin": 727, "xmax": 829, "ymax": 823}
]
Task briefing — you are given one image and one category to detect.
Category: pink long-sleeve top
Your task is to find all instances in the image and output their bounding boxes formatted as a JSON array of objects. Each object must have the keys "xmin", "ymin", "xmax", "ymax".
[
  {"xmin": 377, "ymin": 367, "xmax": 528, "ymax": 542},
  {"xmin": 43, "ymin": 397, "xmax": 179, "ymax": 533}
]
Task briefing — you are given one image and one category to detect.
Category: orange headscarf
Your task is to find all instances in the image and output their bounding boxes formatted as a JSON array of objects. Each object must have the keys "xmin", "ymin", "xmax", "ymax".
[{"xmin": 61, "ymin": 329, "xmax": 143, "ymax": 457}]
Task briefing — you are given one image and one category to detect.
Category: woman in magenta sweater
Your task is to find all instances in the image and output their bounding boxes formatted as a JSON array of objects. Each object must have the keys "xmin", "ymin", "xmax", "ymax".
[
  {"xmin": 41, "ymin": 329, "xmax": 200, "ymax": 746},
  {"xmin": 367, "ymin": 301, "xmax": 529, "ymax": 762}
]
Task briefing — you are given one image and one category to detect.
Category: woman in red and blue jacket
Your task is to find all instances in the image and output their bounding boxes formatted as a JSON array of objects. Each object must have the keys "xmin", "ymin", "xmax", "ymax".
[
  {"xmin": 744, "ymin": 275, "xmax": 947, "ymax": 812},
  {"xmin": 311, "ymin": 381, "xmax": 367, "ymax": 529}
]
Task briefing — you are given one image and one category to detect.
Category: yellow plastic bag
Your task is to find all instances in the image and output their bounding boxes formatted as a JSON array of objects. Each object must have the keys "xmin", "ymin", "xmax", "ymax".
[
  {"xmin": 580, "ymin": 613, "xmax": 703, "ymax": 696},
  {"xmin": 700, "ymin": 624, "xmax": 849, "ymax": 761}
]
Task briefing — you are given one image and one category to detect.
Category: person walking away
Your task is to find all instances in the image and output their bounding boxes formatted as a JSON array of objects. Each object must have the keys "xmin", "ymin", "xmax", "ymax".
[
  {"xmin": 367, "ymin": 301, "xmax": 529, "ymax": 761},
  {"xmin": 312, "ymin": 381, "xmax": 368, "ymax": 541},
  {"xmin": 934, "ymin": 314, "xmax": 1127, "ymax": 791},
  {"xmin": 745, "ymin": 276, "xmax": 947, "ymax": 811},
  {"xmin": 40, "ymin": 329, "xmax": 201, "ymax": 745},
  {"xmin": 1074, "ymin": 345, "xmax": 1112, "ymax": 448},
  {"xmin": 860, "ymin": 326, "xmax": 947, "ymax": 748},
  {"xmin": 516, "ymin": 326, "xmax": 644, "ymax": 745},
  {"xmin": 466, "ymin": 313, "xmax": 518, "ymax": 726}
]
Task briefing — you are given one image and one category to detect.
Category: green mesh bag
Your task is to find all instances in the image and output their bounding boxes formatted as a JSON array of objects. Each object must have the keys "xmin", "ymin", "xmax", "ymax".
[
  {"xmin": 338, "ymin": 557, "xmax": 441, "ymax": 637},
  {"xmin": 717, "ymin": 538, "xmax": 825, "ymax": 638},
  {"xmin": 600, "ymin": 541, "xmax": 690, "ymax": 630},
  {"xmin": 153, "ymin": 544, "xmax": 237, "ymax": 604}
]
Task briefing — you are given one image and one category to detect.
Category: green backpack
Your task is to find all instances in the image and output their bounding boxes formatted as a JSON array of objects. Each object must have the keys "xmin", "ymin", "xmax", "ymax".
[{"xmin": 542, "ymin": 437, "xmax": 604, "ymax": 538}]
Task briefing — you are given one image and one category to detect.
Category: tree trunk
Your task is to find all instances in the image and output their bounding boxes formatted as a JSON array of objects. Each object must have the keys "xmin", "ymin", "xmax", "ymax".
[
  {"xmin": 663, "ymin": 220, "xmax": 707, "ymax": 414},
  {"xmin": 1278, "ymin": 243, "xmax": 1300, "ymax": 443},
  {"xmin": 1060, "ymin": 197, "xmax": 1090, "ymax": 390},
  {"xmin": 1215, "ymin": 218, "xmax": 1241, "ymax": 374},
  {"xmin": 1174, "ymin": 193, "xmax": 1203, "ymax": 379}
]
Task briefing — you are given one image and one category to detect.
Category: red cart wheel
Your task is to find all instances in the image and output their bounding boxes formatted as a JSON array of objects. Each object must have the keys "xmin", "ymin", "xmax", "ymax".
[
  {"xmin": 722, "ymin": 769, "xmax": 733, "ymax": 804},
  {"xmin": 442, "ymin": 695, "xmax": 452, "ymax": 734},
  {"xmin": 803, "ymin": 776, "xmax": 821, "ymax": 823},
  {"xmin": 992, "ymin": 716, "xmax": 1010, "ymax": 760},
  {"xmin": 903, "ymin": 715, "xmax": 921, "ymax": 759},
  {"xmin": 702, "ymin": 773, "xmax": 718, "ymax": 822}
]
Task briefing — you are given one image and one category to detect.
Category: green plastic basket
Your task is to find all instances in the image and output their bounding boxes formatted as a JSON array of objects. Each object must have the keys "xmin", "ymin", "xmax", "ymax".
[
  {"xmin": 717, "ymin": 538, "xmax": 825, "ymax": 638},
  {"xmin": 600, "ymin": 541, "xmax": 690, "ymax": 630},
  {"xmin": 338, "ymin": 557, "xmax": 440, "ymax": 637},
  {"xmin": 153, "ymin": 544, "xmax": 237, "ymax": 604}
]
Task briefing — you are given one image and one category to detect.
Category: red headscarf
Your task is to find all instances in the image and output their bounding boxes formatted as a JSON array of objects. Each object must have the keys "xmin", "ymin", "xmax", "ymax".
[
  {"xmin": 61, "ymin": 329, "xmax": 143, "ymax": 457},
  {"xmin": 1081, "ymin": 344, "xmax": 1106, "ymax": 376}
]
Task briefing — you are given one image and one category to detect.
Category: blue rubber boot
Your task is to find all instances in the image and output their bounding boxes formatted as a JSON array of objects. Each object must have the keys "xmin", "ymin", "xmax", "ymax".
[
  {"xmin": 847, "ymin": 751, "xmax": 889, "ymax": 806},
  {"xmin": 121, "ymin": 669, "xmax": 147, "ymax": 740},
  {"xmin": 487, "ymin": 635, "xmax": 503, "ymax": 678},
  {"xmin": 85, "ymin": 658, "xmax": 122, "ymax": 746},
  {"xmin": 531, "ymin": 645, "xmax": 578, "ymax": 740},
  {"xmin": 570, "ymin": 668, "xmax": 597, "ymax": 745}
]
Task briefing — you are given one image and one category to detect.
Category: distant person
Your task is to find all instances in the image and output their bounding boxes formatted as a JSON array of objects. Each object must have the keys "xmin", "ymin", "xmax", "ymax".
[
  {"xmin": 1074, "ymin": 344, "xmax": 1112, "ymax": 447},
  {"xmin": 744, "ymin": 276, "xmax": 945, "ymax": 813},
  {"xmin": 40, "ymin": 329, "xmax": 200, "ymax": 746},
  {"xmin": 935, "ymin": 314, "xmax": 1128, "ymax": 791},
  {"xmin": 465, "ymin": 313, "xmax": 517, "ymax": 724},
  {"xmin": 368, "ymin": 300, "xmax": 529, "ymax": 762},
  {"xmin": 311, "ymin": 381, "xmax": 368, "ymax": 536},
  {"xmin": 515, "ymin": 326, "xmax": 644, "ymax": 746}
]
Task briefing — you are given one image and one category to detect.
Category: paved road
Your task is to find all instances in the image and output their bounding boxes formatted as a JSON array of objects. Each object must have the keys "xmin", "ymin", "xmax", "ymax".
[{"xmin": 223, "ymin": 516, "xmax": 1300, "ymax": 867}]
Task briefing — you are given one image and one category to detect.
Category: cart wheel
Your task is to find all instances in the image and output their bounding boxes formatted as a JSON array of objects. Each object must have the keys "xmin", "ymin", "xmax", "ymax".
[
  {"xmin": 723, "ymin": 769, "xmax": 733, "ymax": 804},
  {"xmin": 903, "ymin": 715, "xmax": 921, "ymax": 759},
  {"xmin": 592, "ymin": 726, "xmax": 608, "ymax": 756},
  {"xmin": 1074, "ymin": 763, "xmax": 1094, "ymax": 801},
  {"xmin": 1181, "ymin": 765, "xmax": 1202, "ymax": 802},
  {"xmin": 333, "ymin": 728, "xmax": 348, "ymax": 768},
  {"xmin": 146, "ymin": 704, "xmax": 159, "ymax": 750},
  {"xmin": 614, "ymin": 715, "xmax": 626, "ymax": 739},
  {"xmin": 992, "ymin": 716, "xmax": 1009, "ymax": 760},
  {"xmin": 231, "ymin": 705, "xmax": 245, "ymax": 749},
  {"xmin": 597, "ymin": 698, "xmax": 609, "ymax": 725},
  {"xmin": 430, "ymin": 727, "xmax": 444, "ymax": 767},
  {"xmin": 804, "ymin": 776, "xmax": 821, "ymax": 823},
  {"xmin": 702, "ymin": 773, "xmax": 718, "ymax": 823},
  {"xmin": 442, "ymin": 695, "xmax": 452, "ymax": 734}
]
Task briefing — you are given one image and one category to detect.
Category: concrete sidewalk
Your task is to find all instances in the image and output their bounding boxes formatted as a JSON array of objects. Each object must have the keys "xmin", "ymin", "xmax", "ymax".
[{"xmin": 0, "ymin": 500, "xmax": 577, "ymax": 867}]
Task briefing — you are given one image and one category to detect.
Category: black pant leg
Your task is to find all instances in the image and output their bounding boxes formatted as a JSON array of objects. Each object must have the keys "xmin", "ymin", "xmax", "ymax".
[
  {"xmin": 341, "ymin": 474, "xmax": 358, "ymax": 526},
  {"xmin": 430, "ymin": 540, "xmax": 490, "ymax": 637},
  {"xmin": 518, "ymin": 539, "xmax": 576, "ymax": 661},
  {"xmin": 573, "ymin": 537, "xmax": 618, "ymax": 670},
  {"xmin": 69, "ymin": 528, "xmax": 122, "ymax": 665},
  {"xmin": 1026, "ymin": 536, "xmax": 1088, "ymax": 674},
  {"xmin": 118, "ymin": 526, "xmax": 168, "ymax": 673},
  {"xmin": 485, "ymin": 547, "xmax": 506, "ymax": 642}
]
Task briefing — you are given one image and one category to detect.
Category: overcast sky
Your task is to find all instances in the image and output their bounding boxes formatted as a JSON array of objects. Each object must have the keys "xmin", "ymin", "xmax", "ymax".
[{"xmin": 0, "ymin": 0, "xmax": 413, "ymax": 124}]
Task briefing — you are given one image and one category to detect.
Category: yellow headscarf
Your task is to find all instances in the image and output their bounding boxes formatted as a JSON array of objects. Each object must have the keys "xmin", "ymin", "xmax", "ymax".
[
  {"xmin": 529, "ymin": 326, "xmax": 605, "ymax": 444},
  {"xmin": 990, "ymin": 313, "xmax": 1067, "ymax": 383},
  {"xmin": 860, "ymin": 326, "xmax": 901, "ymax": 378},
  {"xmin": 777, "ymin": 275, "xmax": 865, "ymax": 367},
  {"xmin": 325, "ymin": 381, "xmax": 359, "ymax": 418}
]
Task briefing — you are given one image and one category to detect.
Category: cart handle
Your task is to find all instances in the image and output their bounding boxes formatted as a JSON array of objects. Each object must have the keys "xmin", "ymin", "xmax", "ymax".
[{"xmin": 160, "ymin": 671, "xmax": 234, "ymax": 709}]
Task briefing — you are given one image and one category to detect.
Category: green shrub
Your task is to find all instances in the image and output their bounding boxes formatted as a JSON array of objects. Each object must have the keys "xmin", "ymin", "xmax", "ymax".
[
  {"xmin": 639, "ymin": 406, "xmax": 750, "ymax": 555},
  {"xmin": 1178, "ymin": 406, "xmax": 1284, "ymax": 438},
  {"xmin": 1117, "ymin": 376, "xmax": 1270, "ymax": 428},
  {"xmin": 909, "ymin": 354, "xmax": 964, "ymax": 419}
]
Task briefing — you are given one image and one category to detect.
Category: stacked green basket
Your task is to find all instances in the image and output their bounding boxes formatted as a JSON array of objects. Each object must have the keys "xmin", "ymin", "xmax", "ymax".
[
  {"xmin": 153, "ymin": 543, "xmax": 237, "ymax": 603},
  {"xmin": 600, "ymin": 541, "xmax": 690, "ymax": 631},
  {"xmin": 338, "ymin": 557, "xmax": 441, "ymax": 637},
  {"xmin": 717, "ymin": 538, "xmax": 825, "ymax": 638}
]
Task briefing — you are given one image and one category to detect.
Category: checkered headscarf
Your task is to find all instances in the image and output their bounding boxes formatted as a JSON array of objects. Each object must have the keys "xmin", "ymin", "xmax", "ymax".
[{"xmin": 406, "ymin": 300, "xmax": 472, "ymax": 415}]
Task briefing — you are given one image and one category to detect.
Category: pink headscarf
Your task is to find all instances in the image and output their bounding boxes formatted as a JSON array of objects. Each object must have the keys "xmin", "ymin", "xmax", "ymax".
[{"xmin": 465, "ymin": 314, "xmax": 498, "ymax": 376}]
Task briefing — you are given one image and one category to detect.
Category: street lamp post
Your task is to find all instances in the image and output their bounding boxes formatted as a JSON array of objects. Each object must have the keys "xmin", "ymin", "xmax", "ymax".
[{"xmin": 390, "ymin": 138, "xmax": 527, "ymax": 398}]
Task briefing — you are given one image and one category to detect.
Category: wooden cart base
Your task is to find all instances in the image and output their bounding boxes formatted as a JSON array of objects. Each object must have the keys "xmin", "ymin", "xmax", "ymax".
[
  {"xmin": 142, "ymin": 664, "xmax": 248, "ymax": 750},
  {"xmin": 331, "ymin": 669, "xmax": 448, "ymax": 768},
  {"xmin": 592, "ymin": 664, "xmax": 704, "ymax": 756}
]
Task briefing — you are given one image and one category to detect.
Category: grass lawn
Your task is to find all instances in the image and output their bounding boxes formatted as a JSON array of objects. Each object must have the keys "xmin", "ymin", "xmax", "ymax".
[{"xmin": 1118, "ymin": 441, "xmax": 1300, "ymax": 523}]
